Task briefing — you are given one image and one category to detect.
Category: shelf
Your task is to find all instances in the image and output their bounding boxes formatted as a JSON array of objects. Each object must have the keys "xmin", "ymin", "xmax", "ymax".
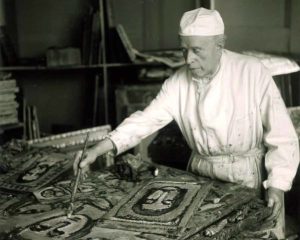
[
  {"xmin": 0, "ymin": 62, "xmax": 166, "ymax": 72},
  {"xmin": 106, "ymin": 61, "xmax": 165, "ymax": 68},
  {"xmin": 0, "ymin": 122, "xmax": 24, "ymax": 131},
  {"xmin": 0, "ymin": 64, "xmax": 102, "ymax": 71}
]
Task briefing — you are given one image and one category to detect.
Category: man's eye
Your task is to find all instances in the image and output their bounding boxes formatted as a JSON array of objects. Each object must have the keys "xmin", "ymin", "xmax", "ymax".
[{"xmin": 193, "ymin": 48, "xmax": 202, "ymax": 54}]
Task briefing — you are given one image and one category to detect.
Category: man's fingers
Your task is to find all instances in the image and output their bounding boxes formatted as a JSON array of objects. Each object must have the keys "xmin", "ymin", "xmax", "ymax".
[
  {"xmin": 73, "ymin": 164, "xmax": 77, "ymax": 176},
  {"xmin": 73, "ymin": 150, "xmax": 86, "ymax": 175},
  {"xmin": 265, "ymin": 187, "xmax": 284, "ymax": 223},
  {"xmin": 266, "ymin": 199, "xmax": 281, "ymax": 221},
  {"xmin": 73, "ymin": 149, "xmax": 98, "ymax": 176},
  {"xmin": 73, "ymin": 151, "xmax": 82, "ymax": 175},
  {"xmin": 79, "ymin": 154, "xmax": 92, "ymax": 168},
  {"xmin": 267, "ymin": 198, "xmax": 274, "ymax": 208},
  {"xmin": 266, "ymin": 207, "xmax": 280, "ymax": 222}
]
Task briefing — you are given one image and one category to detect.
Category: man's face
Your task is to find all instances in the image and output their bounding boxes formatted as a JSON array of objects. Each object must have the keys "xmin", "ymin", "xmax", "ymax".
[{"xmin": 180, "ymin": 35, "xmax": 222, "ymax": 79}]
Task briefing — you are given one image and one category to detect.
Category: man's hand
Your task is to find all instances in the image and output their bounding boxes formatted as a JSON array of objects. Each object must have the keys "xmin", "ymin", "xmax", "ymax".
[
  {"xmin": 72, "ymin": 138, "xmax": 115, "ymax": 176},
  {"xmin": 265, "ymin": 187, "xmax": 284, "ymax": 222},
  {"xmin": 73, "ymin": 149, "xmax": 98, "ymax": 176}
]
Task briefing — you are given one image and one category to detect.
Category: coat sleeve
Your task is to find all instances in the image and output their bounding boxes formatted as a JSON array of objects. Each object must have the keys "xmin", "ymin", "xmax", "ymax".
[
  {"xmin": 259, "ymin": 68, "xmax": 299, "ymax": 191},
  {"xmin": 108, "ymin": 76, "xmax": 178, "ymax": 155}
]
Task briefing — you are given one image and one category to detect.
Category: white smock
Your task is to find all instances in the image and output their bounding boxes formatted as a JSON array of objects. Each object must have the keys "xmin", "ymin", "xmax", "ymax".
[{"xmin": 109, "ymin": 49, "xmax": 299, "ymax": 193}]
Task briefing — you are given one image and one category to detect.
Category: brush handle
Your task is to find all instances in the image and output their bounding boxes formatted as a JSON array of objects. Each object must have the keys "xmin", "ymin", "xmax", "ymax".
[
  {"xmin": 67, "ymin": 132, "xmax": 90, "ymax": 217},
  {"xmin": 70, "ymin": 168, "xmax": 82, "ymax": 203}
]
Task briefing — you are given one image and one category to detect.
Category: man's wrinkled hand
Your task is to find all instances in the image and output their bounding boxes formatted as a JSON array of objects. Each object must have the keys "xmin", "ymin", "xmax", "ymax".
[
  {"xmin": 72, "ymin": 138, "xmax": 115, "ymax": 177},
  {"xmin": 265, "ymin": 187, "xmax": 284, "ymax": 222},
  {"xmin": 73, "ymin": 150, "xmax": 97, "ymax": 176}
]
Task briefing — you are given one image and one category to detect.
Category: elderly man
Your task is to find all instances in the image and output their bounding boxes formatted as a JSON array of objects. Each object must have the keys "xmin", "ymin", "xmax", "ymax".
[{"xmin": 74, "ymin": 8, "xmax": 299, "ymax": 239}]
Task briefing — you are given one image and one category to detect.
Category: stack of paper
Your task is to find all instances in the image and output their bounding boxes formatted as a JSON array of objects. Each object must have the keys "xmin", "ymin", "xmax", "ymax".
[{"xmin": 0, "ymin": 79, "xmax": 19, "ymax": 125}]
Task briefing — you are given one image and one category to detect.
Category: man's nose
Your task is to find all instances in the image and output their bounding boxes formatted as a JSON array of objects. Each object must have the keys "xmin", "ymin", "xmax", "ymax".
[{"xmin": 185, "ymin": 50, "xmax": 195, "ymax": 65}]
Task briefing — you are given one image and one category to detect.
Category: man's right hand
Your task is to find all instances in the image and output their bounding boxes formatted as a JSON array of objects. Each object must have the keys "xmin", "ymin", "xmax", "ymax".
[
  {"xmin": 73, "ymin": 149, "xmax": 97, "ymax": 176},
  {"xmin": 72, "ymin": 137, "xmax": 115, "ymax": 176}
]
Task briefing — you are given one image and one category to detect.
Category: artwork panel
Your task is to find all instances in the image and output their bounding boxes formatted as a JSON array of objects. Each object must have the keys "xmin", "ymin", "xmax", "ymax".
[
  {"xmin": 1, "ymin": 196, "xmax": 112, "ymax": 219},
  {"xmin": 0, "ymin": 197, "xmax": 65, "ymax": 233},
  {"xmin": 0, "ymin": 164, "xmax": 268, "ymax": 240},
  {"xmin": 0, "ymin": 189, "xmax": 25, "ymax": 211},
  {"xmin": 0, "ymin": 151, "xmax": 73, "ymax": 192},
  {"xmin": 2, "ymin": 214, "xmax": 94, "ymax": 240},
  {"xmin": 186, "ymin": 199, "xmax": 272, "ymax": 240},
  {"xmin": 111, "ymin": 181, "xmax": 200, "ymax": 223},
  {"xmin": 33, "ymin": 180, "xmax": 72, "ymax": 202},
  {"xmin": 33, "ymin": 170, "xmax": 134, "ymax": 205},
  {"xmin": 180, "ymin": 182, "xmax": 257, "ymax": 239},
  {"xmin": 31, "ymin": 165, "xmax": 204, "ymax": 207},
  {"xmin": 0, "ymin": 196, "xmax": 113, "ymax": 239},
  {"xmin": 33, "ymin": 180, "xmax": 98, "ymax": 203},
  {"xmin": 83, "ymin": 225, "xmax": 174, "ymax": 240},
  {"xmin": 0, "ymin": 149, "xmax": 44, "ymax": 178},
  {"xmin": 100, "ymin": 180, "xmax": 212, "ymax": 237}
]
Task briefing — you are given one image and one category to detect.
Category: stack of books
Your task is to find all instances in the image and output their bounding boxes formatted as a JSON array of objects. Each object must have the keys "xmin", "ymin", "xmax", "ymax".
[{"xmin": 0, "ymin": 79, "xmax": 19, "ymax": 125}]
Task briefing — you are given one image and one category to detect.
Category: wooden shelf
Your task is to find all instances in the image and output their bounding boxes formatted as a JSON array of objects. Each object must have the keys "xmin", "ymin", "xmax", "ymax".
[
  {"xmin": 0, "ymin": 62, "xmax": 165, "ymax": 72},
  {"xmin": 106, "ymin": 61, "xmax": 165, "ymax": 67},
  {"xmin": 0, "ymin": 64, "xmax": 101, "ymax": 71},
  {"xmin": 0, "ymin": 122, "xmax": 24, "ymax": 131}
]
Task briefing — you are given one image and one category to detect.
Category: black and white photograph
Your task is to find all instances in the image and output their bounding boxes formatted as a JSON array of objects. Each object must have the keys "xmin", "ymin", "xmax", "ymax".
[{"xmin": 0, "ymin": 0, "xmax": 299, "ymax": 239}]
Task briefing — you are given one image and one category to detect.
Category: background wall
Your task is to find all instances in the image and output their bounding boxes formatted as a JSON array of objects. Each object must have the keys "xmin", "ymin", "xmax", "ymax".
[
  {"xmin": 3, "ymin": 0, "xmax": 300, "ymax": 133},
  {"xmin": 14, "ymin": 0, "xmax": 88, "ymax": 59},
  {"xmin": 14, "ymin": 71, "xmax": 95, "ymax": 133},
  {"xmin": 10, "ymin": 0, "xmax": 300, "ymax": 62},
  {"xmin": 111, "ymin": 0, "xmax": 300, "ymax": 54},
  {"xmin": 9, "ymin": 0, "xmax": 96, "ymax": 133},
  {"xmin": 111, "ymin": 0, "xmax": 195, "ymax": 50},
  {"xmin": 290, "ymin": 0, "xmax": 300, "ymax": 53},
  {"xmin": 215, "ymin": 0, "xmax": 290, "ymax": 53}
]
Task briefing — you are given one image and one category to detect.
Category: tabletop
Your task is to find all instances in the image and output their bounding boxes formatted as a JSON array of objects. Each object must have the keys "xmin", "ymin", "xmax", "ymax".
[{"xmin": 0, "ymin": 152, "xmax": 272, "ymax": 240}]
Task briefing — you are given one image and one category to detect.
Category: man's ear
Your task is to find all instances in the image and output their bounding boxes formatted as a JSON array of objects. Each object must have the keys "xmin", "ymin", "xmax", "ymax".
[
  {"xmin": 220, "ymin": 35, "xmax": 226, "ymax": 48},
  {"xmin": 216, "ymin": 35, "xmax": 226, "ymax": 49}
]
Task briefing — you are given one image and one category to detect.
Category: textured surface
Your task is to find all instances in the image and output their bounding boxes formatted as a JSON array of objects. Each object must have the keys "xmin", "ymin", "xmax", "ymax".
[
  {"xmin": 0, "ymin": 155, "xmax": 270, "ymax": 239},
  {"xmin": 101, "ymin": 180, "xmax": 212, "ymax": 236},
  {"xmin": 0, "ymin": 151, "xmax": 73, "ymax": 192}
]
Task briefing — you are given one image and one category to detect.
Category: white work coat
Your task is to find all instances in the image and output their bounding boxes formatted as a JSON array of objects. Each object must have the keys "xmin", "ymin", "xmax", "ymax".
[{"xmin": 109, "ymin": 50, "xmax": 299, "ymax": 192}]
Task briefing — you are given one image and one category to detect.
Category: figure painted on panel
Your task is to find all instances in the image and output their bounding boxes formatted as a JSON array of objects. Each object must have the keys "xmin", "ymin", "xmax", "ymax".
[
  {"xmin": 6, "ymin": 214, "xmax": 93, "ymax": 240},
  {"xmin": 133, "ymin": 186, "xmax": 186, "ymax": 215},
  {"xmin": 17, "ymin": 157, "xmax": 63, "ymax": 183}
]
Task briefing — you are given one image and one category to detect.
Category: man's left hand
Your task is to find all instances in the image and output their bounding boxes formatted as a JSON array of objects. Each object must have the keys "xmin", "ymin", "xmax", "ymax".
[{"xmin": 265, "ymin": 187, "xmax": 284, "ymax": 221}]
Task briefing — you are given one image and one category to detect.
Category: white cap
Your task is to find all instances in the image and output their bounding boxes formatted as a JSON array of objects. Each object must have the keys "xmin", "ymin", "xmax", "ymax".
[{"xmin": 179, "ymin": 8, "xmax": 224, "ymax": 36}]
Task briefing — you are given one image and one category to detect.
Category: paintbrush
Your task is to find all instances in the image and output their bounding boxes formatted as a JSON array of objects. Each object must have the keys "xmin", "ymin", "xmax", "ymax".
[{"xmin": 66, "ymin": 132, "xmax": 90, "ymax": 218}]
